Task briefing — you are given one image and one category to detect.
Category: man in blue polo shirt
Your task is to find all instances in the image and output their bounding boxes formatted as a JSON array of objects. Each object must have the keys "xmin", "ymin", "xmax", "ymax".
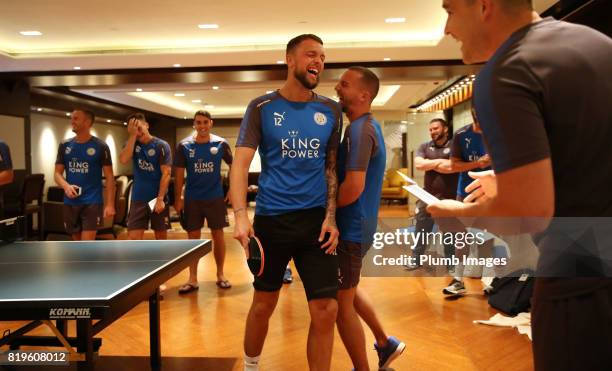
[
  {"xmin": 119, "ymin": 112, "xmax": 172, "ymax": 240},
  {"xmin": 230, "ymin": 34, "xmax": 341, "ymax": 371},
  {"xmin": 335, "ymin": 66, "xmax": 405, "ymax": 371},
  {"xmin": 174, "ymin": 110, "xmax": 233, "ymax": 292},
  {"xmin": 54, "ymin": 109, "xmax": 115, "ymax": 241}
]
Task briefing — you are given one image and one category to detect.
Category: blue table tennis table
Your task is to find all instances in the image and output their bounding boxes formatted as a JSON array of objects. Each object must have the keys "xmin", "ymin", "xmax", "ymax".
[{"xmin": 0, "ymin": 239, "xmax": 211, "ymax": 370}]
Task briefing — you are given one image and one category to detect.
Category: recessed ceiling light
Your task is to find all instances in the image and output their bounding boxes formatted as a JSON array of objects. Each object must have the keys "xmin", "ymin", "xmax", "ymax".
[
  {"xmin": 123, "ymin": 122, "xmax": 127, "ymax": 126},
  {"xmin": 192, "ymin": 99, "xmax": 202, "ymax": 103},
  {"xmin": 174, "ymin": 93, "xmax": 185, "ymax": 97},
  {"xmin": 198, "ymin": 24, "xmax": 219, "ymax": 29},
  {"xmin": 383, "ymin": 57, "xmax": 391, "ymax": 61},
  {"xmin": 173, "ymin": 63, "xmax": 182, "ymax": 68},
  {"xmin": 276, "ymin": 60, "xmax": 284, "ymax": 64},
  {"xmin": 106, "ymin": 119, "xmax": 111, "ymax": 123},
  {"xmin": 204, "ymin": 105, "xmax": 215, "ymax": 109},
  {"xmin": 401, "ymin": 120, "xmax": 408, "ymax": 124},
  {"xmin": 36, "ymin": 108, "xmax": 43, "ymax": 112},
  {"xmin": 136, "ymin": 88, "xmax": 143, "ymax": 92},
  {"xmin": 73, "ymin": 66, "xmax": 81, "ymax": 70},
  {"xmin": 212, "ymin": 86, "xmax": 219, "ymax": 90},
  {"xmin": 20, "ymin": 30, "xmax": 42, "ymax": 36},
  {"xmin": 65, "ymin": 112, "xmax": 71, "ymax": 116},
  {"xmin": 385, "ymin": 17, "xmax": 406, "ymax": 23}
]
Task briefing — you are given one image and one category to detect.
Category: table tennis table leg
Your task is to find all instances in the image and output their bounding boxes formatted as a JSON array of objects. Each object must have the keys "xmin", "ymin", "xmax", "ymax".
[
  {"xmin": 76, "ymin": 319, "xmax": 94, "ymax": 371},
  {"xmin": 56, "ymin": 319, "xmax": 67, "ymax": 337},
  {"xmin": 149, "ymin": 288, "xmax": 161, "ymax": 370}
]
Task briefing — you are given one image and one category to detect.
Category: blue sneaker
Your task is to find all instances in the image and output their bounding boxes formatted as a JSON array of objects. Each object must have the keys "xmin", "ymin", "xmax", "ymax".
[
  {"xmin": 283, "ymin": 267, "xmax": 293, "ymax": 284},
  {"xmin": 375, "ymin": 336, "xmax": 405, "ymax": 369}
]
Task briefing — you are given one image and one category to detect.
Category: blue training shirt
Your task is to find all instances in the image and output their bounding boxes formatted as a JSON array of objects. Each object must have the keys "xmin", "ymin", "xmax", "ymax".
[
  {"xmin": 0, "ymin": 140, "xmax": 13, "ymax": 171},
  {"xmin": 55, "ymin": 136, "xmax": 112, "ymax": 205},
  {"xmin": 451, "ymin": 124, "xmax": 490, "ymax": 198},
  {"xmin": 236, "ymin": 91, "xmax": 342, "ymax": 216},
  {"xmin": 174, "ymin": 134, "xmax": 233, "ymax": 201},
  {"xmin": 337, "ymin": 114, "xmax": 386, "ymax": 245},
  {"xmin": 131, "ymin": 137, "xmax": 172, "ymax": 202}
]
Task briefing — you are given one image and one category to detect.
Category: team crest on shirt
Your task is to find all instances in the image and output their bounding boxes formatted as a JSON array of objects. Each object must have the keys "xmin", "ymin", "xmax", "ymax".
[
  {"xmin": 443, "ymin": 148, "xmax": 450, "ymax": 155},
  {"xmin": 65, "ymin": 147, "xmax": 72, "ymax": 155},
  {"xmin": 314, "ymin": 112, "xmax": 327, "ymax": 126},
  {"xmin": 87, "ymin": 147, "xmax": 96, "ymax": 156},
  {"xmin": 188, "ymin": 149, "xmax": 196, "ymax": 158},
  {"xmin": 135, "ymin": 145, "xmax": 141, "ymax": 153},
  {"xmin": 147, "ymin": 149, "xmax": 156, "ymax": 156}
]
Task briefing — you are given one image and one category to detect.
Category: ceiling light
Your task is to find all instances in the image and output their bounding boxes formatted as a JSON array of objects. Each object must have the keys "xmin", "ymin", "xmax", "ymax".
[
  {"xmin": 401, "ymin": 120, "xmax": 408, "ymax": 124},
  {"xmin": 65, "ymin": 112, "xmax": 71, "ymax": 116},
  {"xmin": 174, "ymin": 93, "xmax": 185, "ymax": 97},
  {"xmin": 276, "ymin": 60, "xmax": 284, "ymax": 64},
  {"xmin": 192, "ymin": 99, "xmax": 202, "ymax": 103},
  {"xmin": 20, "ymin": 30, "xmax": 42, "ymax": 36},
  {"xmin": 383, "ymin": 57, "xmax": 391, "ymax": 61},
  {"xmin": 198, "ymin": 24, "xmax": 219, "ymax": 29},
  {"xmin": 372, "ymin": 85, "xmax": 400, "ymax": 107},
  {"xmin": 212, "ymin": 86, "xmax": 219, "ymax": 90},
  {"xmin": 106, "ymin": 119, "xmax": 111, "ymax": 123},
  {"xmin": 136, "ymin": 88, "xmax": 143, "ymax": 92},
  {"xmin": 266, "ymin": 90, "xmax": 274, "ymax": 94},
  {"xmin": 385, "ymin": 17, "xmax": 406, "ymax": 23},
  {"xmin": 183, "ymin": 116, "xmax": 187, "ymax": 119},
  {"xmin": 204, "ymin": 105, "xmax": 215, "ymax": 109},
  {"xmin": 36, "ymin": 108, "xmax": 43, "ymax": 112},
  {"xmin": 73, "ymin": 66, "xmax": 81, "ymax": 70},
  {"xmin": 173, "ymin": 63, "xmax": 182, "ymax": 68},
  {"xmin": 123, "ymin": 122, "xmax": 127, "ymax": 126}
]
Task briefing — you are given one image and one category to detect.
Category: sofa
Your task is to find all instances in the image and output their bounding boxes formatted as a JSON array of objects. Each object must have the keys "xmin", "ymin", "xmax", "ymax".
[{"xmin": 380, "ymin": 168, "xmax": 409, "ymax": 204}]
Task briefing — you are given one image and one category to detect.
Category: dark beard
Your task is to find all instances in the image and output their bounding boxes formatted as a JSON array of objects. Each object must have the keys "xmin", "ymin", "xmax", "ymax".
[{"xmin": 294, "ymin": 69, "xmax": 319, "ymax": 90}]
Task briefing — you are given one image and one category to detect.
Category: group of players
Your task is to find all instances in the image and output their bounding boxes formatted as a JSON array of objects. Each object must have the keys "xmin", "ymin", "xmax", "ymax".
[{"xmin": 2, "ymin": 0, "xmax": 611, "ymax": 369}]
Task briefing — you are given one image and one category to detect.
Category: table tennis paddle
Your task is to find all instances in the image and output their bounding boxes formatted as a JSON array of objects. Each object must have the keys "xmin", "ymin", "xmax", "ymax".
[{"xmin": 247, "ymin": 236, "xmax": 265, "ymax": 277}]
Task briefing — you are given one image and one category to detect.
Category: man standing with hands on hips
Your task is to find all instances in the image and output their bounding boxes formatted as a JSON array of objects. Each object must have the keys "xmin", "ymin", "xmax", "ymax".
[{"xmin": 174, "ymin": 110, "xmax": 233, "ymax": 292}]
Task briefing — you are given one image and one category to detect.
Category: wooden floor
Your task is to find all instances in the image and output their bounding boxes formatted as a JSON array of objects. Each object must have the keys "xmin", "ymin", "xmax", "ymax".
[{"xmin": 1, "ymin": 205, "xmax": 534, "ymax": 371}]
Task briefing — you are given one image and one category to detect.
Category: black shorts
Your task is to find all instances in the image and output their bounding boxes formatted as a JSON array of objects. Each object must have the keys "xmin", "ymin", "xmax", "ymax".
[
  {"xmin": 337, "ymin": 240, "xmax": 368, "ymax": 290},
  {"xmin": 183, "ymin": 198, "xmax": 229, "ymax": 231},
  {"xmin": 253, "ymin": 207, "xmax": 338, "ymax": 301},
  {"xmin": 127, "ymin": 201, "xmax": 170, "ymax": 231},
  {"xmin": 532, "ymin": 278, "xmax": 612, "ymax": 371},
  {"xmin": 63, "ymin": 204, "xmax": 103, "ymax": 234}
]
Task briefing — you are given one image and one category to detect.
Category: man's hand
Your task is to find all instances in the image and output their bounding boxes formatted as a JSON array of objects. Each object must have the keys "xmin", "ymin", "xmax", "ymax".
[
  {"xmin": 63, "ymin": 184, "xmax": 79, "ymax": 199},
  {"xmin": 103, "ymin": 204, "xmax": 116, "ymax": 218},
  {"xmin": 477, "ymin": 154, "xmax": 491, "ymax": 169},
  {"xmin": 464, "ymin": 170, "xmax": 497, "ymax": 203},
  {"xmin": 154, "ymin": 198, "xmax": 165, "ymax": 214},
  {"xmin": 174, "ymin": 198, "xmax": 184, "ymax": 214},
  {"xmin": 233, "ymin": 212, "xmax": 254, "ymax": 256},
  {"xmin": 319, "ymin": 216, "xmax": 339, "ymax": 254},
  {"xmin": 127, "ymin": 118, "xmax": 139, "ymax": 137}
]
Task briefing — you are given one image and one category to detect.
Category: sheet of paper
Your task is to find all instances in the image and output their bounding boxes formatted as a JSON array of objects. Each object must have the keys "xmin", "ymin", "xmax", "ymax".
[
  {"xmin": 148, "ymin": 198, "xmax": 158, "ymax": 212},
  {"xmin": 396, "ymin": 171, "xmax": 440, "ymax": 204}
]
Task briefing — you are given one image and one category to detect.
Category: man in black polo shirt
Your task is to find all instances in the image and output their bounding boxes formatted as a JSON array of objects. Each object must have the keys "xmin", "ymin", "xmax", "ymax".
[
  {"xmin": 406, "ymin": 118, "xmax": 458, "ymax": 271},
  {"xmin": 430, "ymin": 1, "xmax": 612, "ymax": 369}
]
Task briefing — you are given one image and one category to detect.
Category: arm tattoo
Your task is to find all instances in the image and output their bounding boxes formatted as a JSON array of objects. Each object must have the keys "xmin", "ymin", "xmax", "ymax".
[{"xmin": 325, "ymin": 147, "xmax": 338, "ymax": 222}]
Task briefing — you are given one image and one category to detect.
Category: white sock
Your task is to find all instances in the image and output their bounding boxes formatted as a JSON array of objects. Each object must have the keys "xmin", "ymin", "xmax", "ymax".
[{"xmin": 244, "ymin": 354, "xmax": 260, "ymax": 371}]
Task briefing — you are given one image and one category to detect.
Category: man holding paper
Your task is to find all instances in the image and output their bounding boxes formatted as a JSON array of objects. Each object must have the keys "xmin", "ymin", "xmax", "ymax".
[{"xmin": 119, "ymin": 112, "xmax": 172, "ymax": 241}]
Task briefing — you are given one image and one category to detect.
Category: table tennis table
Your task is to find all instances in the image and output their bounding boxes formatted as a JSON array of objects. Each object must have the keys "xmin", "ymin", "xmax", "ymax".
[{"xmin": 0, "ymin": 239, "xmax": 211, "ymax": 370}]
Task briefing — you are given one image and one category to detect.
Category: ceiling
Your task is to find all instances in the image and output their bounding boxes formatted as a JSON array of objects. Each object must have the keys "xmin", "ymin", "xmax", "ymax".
[{"xmin": 1, "ymin": 0, "xmax": 557, "ymax": 118}]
